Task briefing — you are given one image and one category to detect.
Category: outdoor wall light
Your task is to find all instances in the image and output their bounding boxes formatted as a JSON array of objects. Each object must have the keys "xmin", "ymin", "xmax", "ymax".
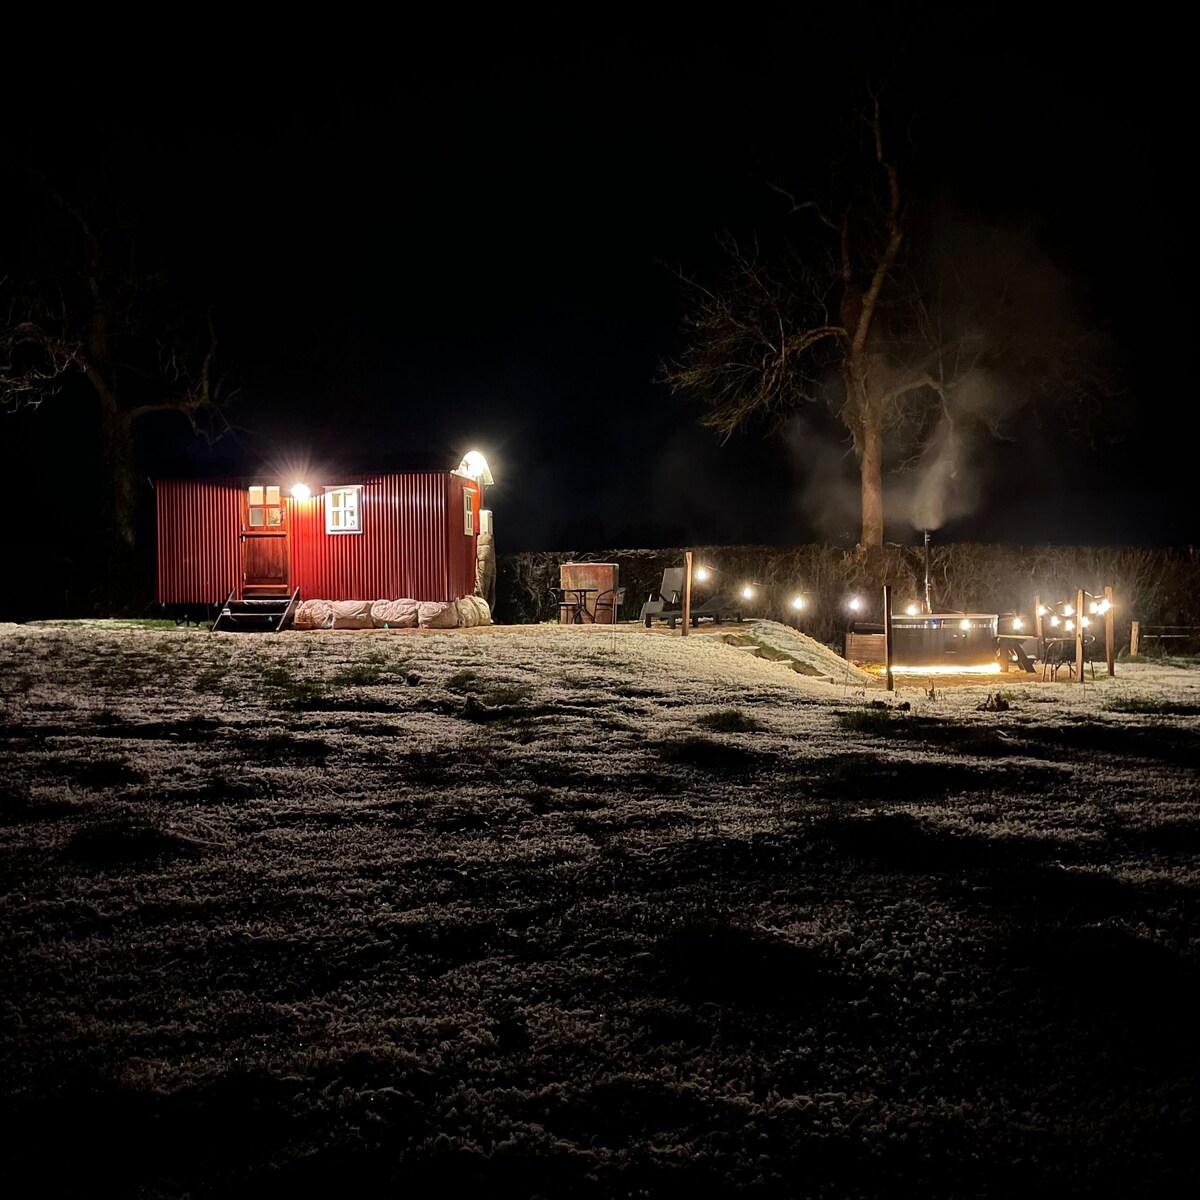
[
  {"xmin": 457, "ymin": 450, "xmax": 495, "ymax": 485},
  {"xmin": 741, "ymin": 585, "xmax": 756, "ymax": 601},
  {"xmin": 791, "ymin": 595, "xmax": 806, "ymax": 610},
  {"xmin": 960, "ymin": 619, "xmax": 971, "ymax": 630},
  {"xmin": 905, "ymin": 604, "xmax": 919, "ymax": 616},
  {"xmin": 291, "ymin": 483, "xmax": 311, "ymax": 501}
]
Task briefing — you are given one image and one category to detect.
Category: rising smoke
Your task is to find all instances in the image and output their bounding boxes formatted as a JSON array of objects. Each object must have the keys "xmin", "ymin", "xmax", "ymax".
[{"xmin": 789, "ymin": 203, "xmax": 1098, "ymax": 539}]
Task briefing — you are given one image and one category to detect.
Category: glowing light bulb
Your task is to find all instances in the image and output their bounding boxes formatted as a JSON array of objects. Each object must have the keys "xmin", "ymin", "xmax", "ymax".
[
  {"xmin": 1065, "ymin": 620, "xmax": 1075, "ymax": 632},
  {"xmin": 741, "ymin": 585, "xmax": 755, "ymax": 601},
  {"xmin": 960, "ymin": 619, "xmax": 971, "ymax": 630},
  {"xmin": 1036, "ymin": 605, "xmax": 1047, "ymax": 616},
  {"xmin": 905, "ymin": 604, "xmax": 918, "ymax": 616},
  {"xmin": 1050, "ymin": 616, "xmax": 1060, "ymax": 627},
  {"xmin": 291, "ymin": 483, "xmax": 311, "ymax": 501},
  {"xmin": 848, "ymin": 597, "xmax": 861, "ymax": 612},
  {"xmin": 1080, "ymin": 617, "xmax": 1090, "ymax": 628},
  {"xmin": 1063, "ymin": 604, "xmax": 1074, "ymax": 617},
  {"xmin": 1013, "ymin": 617, "xmax": 1024, "ymax": 631},
  {"xmin": 791, "ymin": 595, "xmax": 806, "ymax": 610},
  {"xmin": 694, "ymin": 566, "xmax": 710, "ymax": 582}
]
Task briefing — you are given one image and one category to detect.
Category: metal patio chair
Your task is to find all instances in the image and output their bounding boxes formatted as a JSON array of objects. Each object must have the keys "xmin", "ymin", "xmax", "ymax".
[
  {"xmin": 1040, "ymin": 635, "xmax": 1097, "ymax": 681},
  {"xmin": 550, "ymin": 586, "xmax": 591, "ymax": 624},
  {"xmin": 593, "ymin": 585, "xmax": 625, "ymax": 623}
]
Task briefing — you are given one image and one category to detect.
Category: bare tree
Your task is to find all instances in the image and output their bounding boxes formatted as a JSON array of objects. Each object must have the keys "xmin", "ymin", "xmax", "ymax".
[
  {"xmin": 662, "ymin": 95, "xmax": 1110, "ymax": 550},
  {"xmin": 1, "ymin": 165, "xmax": 236, "ymax": 604}
]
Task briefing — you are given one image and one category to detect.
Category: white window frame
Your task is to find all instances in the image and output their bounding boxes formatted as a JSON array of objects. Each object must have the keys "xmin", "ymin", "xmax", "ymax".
[
  {"xmin": 324, "ymin": 485, "xmax": 363, "ymax": 534},
  {"xmin": 463, "ymin": 489, "xmax": 475, "ymax": 535}
]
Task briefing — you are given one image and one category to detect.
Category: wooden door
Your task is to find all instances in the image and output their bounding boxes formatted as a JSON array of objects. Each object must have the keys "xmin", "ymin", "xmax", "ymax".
[{"xmin": 241, "ymin": 484, "xmax": 290, "ymax": 596}]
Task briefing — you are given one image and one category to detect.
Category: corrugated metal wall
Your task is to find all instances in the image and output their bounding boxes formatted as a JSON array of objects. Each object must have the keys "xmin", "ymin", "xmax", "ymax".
[
  {"xmin": 157, "ymin": 473, "xmax": 480, "ymax": 605},
  {"xmin": 155, "ymin": 479, "xmax": 242, "ymax": 605},
  {"xmin": 447, "ymin": 474, "xmax": 480, "ymax": 600}
]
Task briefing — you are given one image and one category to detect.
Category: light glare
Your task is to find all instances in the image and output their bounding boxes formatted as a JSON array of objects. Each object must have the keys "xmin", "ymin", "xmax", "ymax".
[
  {"xmin": 890, "ymin": 663, "xmax": 1001, "ymax": 676},
  {"xmin": 457, "ymin": 450, "xmax": 494, "ymax": 484}
]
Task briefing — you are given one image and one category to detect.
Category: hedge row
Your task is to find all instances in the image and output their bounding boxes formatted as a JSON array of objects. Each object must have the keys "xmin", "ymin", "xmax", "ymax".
[{"xmin": 495, "ymin": 543, "xmax": 1200, "ymax": 650}]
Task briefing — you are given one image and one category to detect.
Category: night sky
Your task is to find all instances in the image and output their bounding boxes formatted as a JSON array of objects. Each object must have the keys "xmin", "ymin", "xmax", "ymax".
[{"xmin": 2, "ymin": 14, "xmax": 1194, "ymax": 557}]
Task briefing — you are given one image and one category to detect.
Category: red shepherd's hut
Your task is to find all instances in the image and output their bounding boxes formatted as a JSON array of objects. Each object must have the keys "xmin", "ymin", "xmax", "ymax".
[{"xmin": 154, "ymin": 451, "xmax": 493, "ymax": 629}]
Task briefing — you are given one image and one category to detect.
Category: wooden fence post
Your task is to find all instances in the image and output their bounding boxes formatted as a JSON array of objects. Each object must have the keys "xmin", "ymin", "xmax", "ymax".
[
  {"xmin": 1105, "ymin": 585, "xmax": 1115, "ymax": 676},
  {"xmin": 1075, "ymin": 588, "xmax": 1085, "ymax": 683},
  {"xmin": 1130, "ymin": 620, "xmax": 1139, "ymax": 657},
  {"xmin": 682, "ymin": 551, "xmax": 692, "ymax": 638},
  {"xmin": 883, "ymin": 584, "xmax": 893, "ymax": 693}
]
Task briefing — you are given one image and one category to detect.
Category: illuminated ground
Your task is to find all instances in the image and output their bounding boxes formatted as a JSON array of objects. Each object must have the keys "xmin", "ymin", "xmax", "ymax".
[{"xmin": 1, "ymin": 620, "xmax": 1197, "ymax": 1198}]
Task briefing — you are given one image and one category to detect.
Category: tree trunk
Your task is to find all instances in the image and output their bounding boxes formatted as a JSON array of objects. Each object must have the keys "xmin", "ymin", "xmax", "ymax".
[
  {"xmin": 99, "ymin": 400, "xmax": 140, "ymax": 611},
  {"xmin": 859, "ymin": 415, "xmax": 884, "ymax": 550}
]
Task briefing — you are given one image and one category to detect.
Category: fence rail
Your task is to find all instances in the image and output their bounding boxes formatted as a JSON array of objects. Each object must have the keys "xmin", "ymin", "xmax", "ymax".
[{"xmin": 1130, "ymin": 622, "xmax": 1200, "ymax": 655}]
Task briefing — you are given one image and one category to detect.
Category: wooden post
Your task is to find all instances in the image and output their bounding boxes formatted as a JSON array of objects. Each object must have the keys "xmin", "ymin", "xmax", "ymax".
[
  {"xmin": 1130, "ymin": 620, "xmax": 1139, "ymax": 657},
  {"xmin": 682, "ymin": 551, "xmax": 693, "ymax": 638},
  {"xmin": 1075, "ymin": 587, "xmax": 1085, "ymax": 683},
  {"xmin": 1105, "ymin": 585, "xmax": 1115, "ymax": 676},
  {"xmin": 883, "ymin": 584, "xmax": 894, "ymax": 692},
  {"xmin": 1034, "ymin": 594, "xmax": 1044, "ymax": 641}
]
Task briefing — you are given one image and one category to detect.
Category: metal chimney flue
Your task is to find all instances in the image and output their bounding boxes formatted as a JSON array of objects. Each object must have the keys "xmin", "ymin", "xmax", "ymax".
[{"xmin": 923, "ymin": 530, "xmax": 933, "ymax": 614}]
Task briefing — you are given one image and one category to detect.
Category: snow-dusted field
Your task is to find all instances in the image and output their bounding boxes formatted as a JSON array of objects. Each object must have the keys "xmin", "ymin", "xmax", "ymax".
[{"xmin": 1, "ymin": 619, "xmax": 1197, "ymax": 1198}]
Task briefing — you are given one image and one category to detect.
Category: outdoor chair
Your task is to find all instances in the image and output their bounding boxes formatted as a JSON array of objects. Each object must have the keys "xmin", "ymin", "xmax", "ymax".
[
  {"xmin": 640, "ymin": 567, "xmax": 742, "ymax": 629},
  {"xmin": 550, "ymin": 586, "xmax": 592, "ymax": 624},
  {"xmin": 640, "ymin": 568, "xmax": 685, "ymax": 628},
  {"xmin": 1082, "ymin": 633, "xmax": 1101, "ymax": 679},
  {"xmin": 593, "ymin": 585, "xmax": 625, "ymax": 623},
  {"xmin": 1040, "ymin": 635, "xmax": 1097, "ymax": 681},
  {"xmin": 1040, "ymin": 637, "xmax": 1070, "ymax": 681}
]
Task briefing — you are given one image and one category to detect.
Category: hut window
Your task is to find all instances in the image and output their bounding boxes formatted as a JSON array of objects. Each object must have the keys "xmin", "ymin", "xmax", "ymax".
[
  {"xmin": 463, "ymin": 490, "xmax": 474, "ymax": 535},
  {"xmin": 246, "ymin": 485, "xmax": 283, "ymax": 528},
  {"xmin": 325, "ymin": 486, "xmax": 362, "ymax": 534}
]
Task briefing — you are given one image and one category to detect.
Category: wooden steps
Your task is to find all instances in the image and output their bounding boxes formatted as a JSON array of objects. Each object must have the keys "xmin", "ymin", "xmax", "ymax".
[{"xmin": 212, "ymin": 589, "xmax": 300, "ymax": 633}]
